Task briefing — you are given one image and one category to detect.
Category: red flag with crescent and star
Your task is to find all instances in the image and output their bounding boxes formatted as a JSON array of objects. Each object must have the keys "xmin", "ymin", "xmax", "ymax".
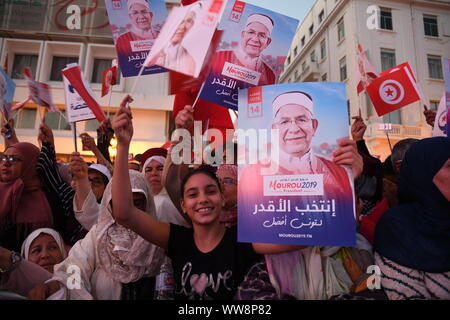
[{"xmin": 366, "ymin": 63, "xmax": 421, "ymax": 117}]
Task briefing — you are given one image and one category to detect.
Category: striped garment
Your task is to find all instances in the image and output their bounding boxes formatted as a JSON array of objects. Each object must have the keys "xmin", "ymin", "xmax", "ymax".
[
  {"xmin": 375, "ymin": 252, "xmax": 450, "ymax": 300},
  {"xmin": 36, "ymin": 142, "xmax": 87, "ymax": 245}
]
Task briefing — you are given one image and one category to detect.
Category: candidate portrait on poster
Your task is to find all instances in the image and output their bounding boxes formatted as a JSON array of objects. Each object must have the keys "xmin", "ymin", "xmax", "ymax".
[
  {"xmin": 212, "ymin": 13, "xmax": 276, "ymax": 85},
  {"xmin": 105, "ymin": 0, "xmax": 168, "ymax": 77},
  {"xmin": 237, "ymin": 83, "xmax": 356, "ymax": 246},
  {"xmin": 199, "ymin": 0, "xmax": 298, "ymax": 110},
  {"xmin": 145, "ymin": 0, "xmax": 225, "ymax": 78}
]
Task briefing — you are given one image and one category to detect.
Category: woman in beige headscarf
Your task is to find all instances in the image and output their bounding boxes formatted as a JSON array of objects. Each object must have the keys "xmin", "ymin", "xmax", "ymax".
[{"xmin": 27, "ymin": 170, "xmax": 165, "ymax": 300}]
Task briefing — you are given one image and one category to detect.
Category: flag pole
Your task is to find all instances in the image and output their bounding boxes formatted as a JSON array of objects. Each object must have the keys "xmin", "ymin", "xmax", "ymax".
[
  {"xmin": 72, "ymin": 122, "xmax": 78, "ymax": 152},
  {"xmin": 129, "ymin": 64, "xmax": 145, "ymax": 99},
  {"xmin": 385, "ymin": 130, "xmax": 392, "ymax": 153},
  {"xmin": 107, "ymin": 88, "xmax": 113, "ymax": 119},
  {"xmin": 192, "ymin": 82, "xmax": 206, "ymax": 110}
]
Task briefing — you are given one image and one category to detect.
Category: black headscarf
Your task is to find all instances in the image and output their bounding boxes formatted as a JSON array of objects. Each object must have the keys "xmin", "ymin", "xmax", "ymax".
[{"xmin": 374, "ymin": 137, "xmax": 450, "ymax": 273}]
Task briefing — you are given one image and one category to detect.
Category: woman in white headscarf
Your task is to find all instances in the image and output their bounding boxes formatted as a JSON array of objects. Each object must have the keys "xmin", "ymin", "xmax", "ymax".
[
  {"xmin": 27, "ymin": 170, "xmax": 166, "ymax": 300},
  {"xmin": 0, "ymin": 228, "xmax": 67, "ymax": 297}
]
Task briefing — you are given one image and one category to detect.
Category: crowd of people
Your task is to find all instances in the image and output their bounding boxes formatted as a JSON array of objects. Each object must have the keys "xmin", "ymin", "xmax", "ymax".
[{"xmin": 1, "ymin": 88, "xmax": 448, "ymax": 301}]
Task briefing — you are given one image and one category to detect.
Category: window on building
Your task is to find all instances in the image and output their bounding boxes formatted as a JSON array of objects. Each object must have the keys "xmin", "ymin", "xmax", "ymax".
[
  {"xmin": 347, "ymin": 100, "xmax": 351, "ymax": 125},
  {"xmin": 321, "ymin": 73, "xmax": 327, "ymax": 81},
  {"xmin": 423, "ymin": 15, "xmax": 438, "ymax": 37},
  {"xmin": 310, "ymin": 50, "xmax": 316, "ymax": 62},
  {"xmin": 91, "ymin": 58, "xmax": 114, "ymax": 84},
  {"xmin": 430, "ymin": 100, "xmax": 440, "ymax": 111},
  {"xmin": 427, "ymin": 55, "xmax": 443, "ymax": 79},
  {"xmin": 383, "ymin": 110, "xmax": 402, "ymax": 124},
  {"xmin": 45, "ymin": 110, "xmax": 71, "ymax": 131},
  {"xmin": 380, "ymin": 48, "xmax": 396, "ymax": 71},
  {"xmin": 287, "ymin": 56, "xmax": 291, "ymax": 65},
  {"xmin": 365, "ymin": 92, "xmax": 374, "ymax": 117},
  {"xmin": 319, "ymin": 10, "xmax": 324, "ymax": 24},
  {"xmin": 50, "ymin": 56, "xmax": 78, "ymax": 81},
  {"xmin": 13, "ymin": 108, "xmax": 36, "ymax": 129},
  {"xmin": 294, "ymin": 69, "xmax": 299, "ymax": 79},
  {"xmin": 320, "ymin": 39, "xmax": 326, "ymax": 60},
  {"xmin": 337, "ymin": 18, "xmax": 345, "ymax": 41},
  {"xmin": 294, "ymin": 46, "xmax": 298, "ymax": 56},
  {"xmin": 11, "ymin": 54, "xmax": 38, "ymax": 80},
  {"xmin": 309, "ymin": 24, "xmax": 314, "ymax": 36},
  {"xmin": 339, "ymin": 57, "xmax": 347, "ymax": 81},
  {"xmin": 302, "ymin": 61, "xmax": 306, "ymax": 71},
  {"xmin": 380, "ymin": 8, "xmax": 393, "ymax": 30},
  {"xmin": 301, "ymin": 36, "xmax": 305, "ymax": 47}
]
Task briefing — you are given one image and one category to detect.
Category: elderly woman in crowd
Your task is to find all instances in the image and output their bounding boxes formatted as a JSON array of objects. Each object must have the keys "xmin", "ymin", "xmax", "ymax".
[
  {"xmin": 27, "ymin": 170, "xmax": 167, "ymax": 300},
  {"xmin": 0, "ymin": 228, "xmax": 67, "ymax": 297}
]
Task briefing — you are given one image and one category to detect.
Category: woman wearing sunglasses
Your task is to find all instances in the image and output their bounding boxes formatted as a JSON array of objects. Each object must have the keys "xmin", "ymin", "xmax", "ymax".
[{"xmin": 0, "ymin": 142, "xmax": 53, "ymax": 252}]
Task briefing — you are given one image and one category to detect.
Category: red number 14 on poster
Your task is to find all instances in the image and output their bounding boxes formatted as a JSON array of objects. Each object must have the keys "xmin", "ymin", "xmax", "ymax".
[{"xmin": 229, "ymin": 0, "xmax": 246, "ymax": 23}]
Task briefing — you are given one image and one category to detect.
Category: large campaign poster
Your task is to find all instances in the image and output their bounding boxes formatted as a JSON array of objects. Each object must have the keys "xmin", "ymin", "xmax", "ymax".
[
  {"xmin": 237, "ymin": 83, "xmax": 356, "ymax": 246},
  {"xmin": 198, "ymin": 0, "xmax": 298, "ymax": 110},
  {"xmin": 105, "ymin": 0, "xmax": 168, "ymax": 77},
  {"xmin": 0, "ymin": 67, "xmax": 16, "ymax": 120}
]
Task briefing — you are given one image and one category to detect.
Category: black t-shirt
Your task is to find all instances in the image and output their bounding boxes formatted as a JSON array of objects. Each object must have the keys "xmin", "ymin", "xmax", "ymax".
[{"xmin": 167, "ymin": 224, "xmax": 260, "ymax": 300}]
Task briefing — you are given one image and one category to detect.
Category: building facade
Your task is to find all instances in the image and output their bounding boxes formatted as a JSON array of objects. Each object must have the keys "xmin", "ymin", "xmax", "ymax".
[
  {"xmin": 280, "ymin": 0, "xmax": 450, "ymax": 160},
  {"xmin": 0, "ymin": 0, "xmax": 181, "ymax": 161}
]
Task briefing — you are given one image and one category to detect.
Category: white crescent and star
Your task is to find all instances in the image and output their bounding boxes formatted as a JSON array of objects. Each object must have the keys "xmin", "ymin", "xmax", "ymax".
[{"xmin": 379, "ymin": 80, "xmax": 405, "ymax": 105}]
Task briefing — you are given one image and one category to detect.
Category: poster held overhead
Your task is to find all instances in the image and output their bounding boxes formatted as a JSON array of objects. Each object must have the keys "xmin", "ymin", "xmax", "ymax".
[
  {"xmin": 63, "ymin": 75, "xmax": 96, "ymax": 123},
  {"xmin": 238, "ymin": 82, "xmax": 356, "ymax": 246},
  {"xmin": 105, "ymin": 0, "xmax": 168, "ymax": 77},
  {"xmin": 0, "ymin": 67, "xmax": 16, "ymax": 121},
  {"xmin": 198, "ymin": 0, "xmax": 299, "ymax": 110},
  {"xmin": 433, "ymin": 58, "xmax": 450, "ymax": 137},
  {"xmin": 143, "ymin": 0, "xmax": 226, "ymax": 78},
  {"xmin": 62, "ymin": 63, "xmax": 106, "ymax": 122}
]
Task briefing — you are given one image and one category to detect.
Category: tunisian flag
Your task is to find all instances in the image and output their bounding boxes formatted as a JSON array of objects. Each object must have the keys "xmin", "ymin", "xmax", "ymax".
[
  {"xmin": 101, "ymin": 65, "xmax": 118, "ymax": 97},
  {"xmin": 366, "ymin": 64, "xmax": 421, "ymax": 117},
  {"xmin": 62, "ymin": 63, "xmax": 106, "ymax": 122}
]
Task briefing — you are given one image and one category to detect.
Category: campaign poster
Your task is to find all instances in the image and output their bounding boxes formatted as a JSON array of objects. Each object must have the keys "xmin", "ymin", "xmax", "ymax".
[
  {"xmin": 198, "ymin": 0, "xmax": 298, "ymax": 110},
  {"xmin": 237, "ymin": 82, "xmax": 356, "ymax": 246},
  {"xmin": 444, "ymin": 58, "xmax": 450, "ymax": 137},
  {"xmin": 105, "ymin": 0, "xmax": 168, "ymax": 77},
  {"xmin": 0, "ymin": 67, "xmax": 16, "ymax": 120},
  {"xmin": 145, "ymin": 0, "xmax": 226, "ymax": 78},
  {"xmin": 168, "ymin": 30, "xmax": 223, "ymax": 94},
  {"xmin": 63, "ymin": 75, "xmax": 96, "ymax": 123}
]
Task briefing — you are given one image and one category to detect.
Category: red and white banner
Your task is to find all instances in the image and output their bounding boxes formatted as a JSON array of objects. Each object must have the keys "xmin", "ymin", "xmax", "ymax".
[
  {"xmin": 63, "ymin": 75, "xmax": 96, "ymax": 123},
  {"xmin": 366, "ymin": 64, "xmax": 421, "ymax": 117},
  {"xmin": 62, "ymin": 63, "xmax": 106, "ymax": 122},
  {"xmin": 13, "ymin": 67, "xmax": 59, "ymax": 112},
  {"xmin": 101, "ymin": 65, "xmax": 118, "ymax": 97},
  {"xmin": 355, "ymin": 44, "xmax": 378, "ymax": 95}
]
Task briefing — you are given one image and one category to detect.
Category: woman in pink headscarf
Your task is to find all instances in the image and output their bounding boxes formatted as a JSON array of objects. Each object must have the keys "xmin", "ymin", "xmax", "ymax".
[{"xmin": 0, "ymin": 142, "xmax": 53, "ymax": 252}]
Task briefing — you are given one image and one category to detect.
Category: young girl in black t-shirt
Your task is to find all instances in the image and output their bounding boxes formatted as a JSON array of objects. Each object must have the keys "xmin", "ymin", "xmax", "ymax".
[{"xmin": 111, "ymin": 95, "xmax": 304, "ymax": 300}]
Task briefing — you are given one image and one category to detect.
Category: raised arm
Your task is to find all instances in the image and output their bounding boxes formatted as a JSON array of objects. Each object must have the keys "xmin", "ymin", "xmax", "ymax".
[
  {"xmin": 70, "ymin": 152, "xmax": 91, "ymax": 211},
  {"xmin": 162, "ymin": 105, "xmax": 194, "ymax": 222},
  {"xmin": 111, "ymin": 95, "xmax": 169, "ymax": 250},
  {"xmin": 1, "ymin": 118, "xmax": 19, "ymax": 149},
  {"xmin": 80, "ymin": 132, "xmax": 113, "ymax": 174}
]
